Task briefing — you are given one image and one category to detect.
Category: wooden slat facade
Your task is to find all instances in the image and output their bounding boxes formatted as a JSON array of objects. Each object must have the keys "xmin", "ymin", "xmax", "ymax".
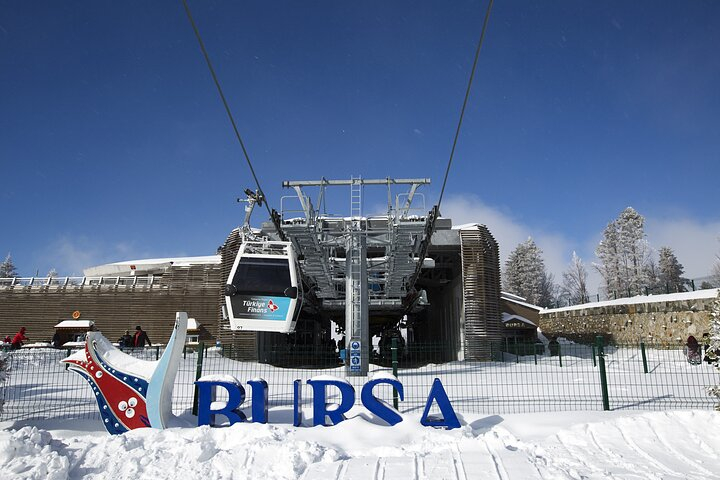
[
  {"xmin": 460, "ymin": 225, "xmax": 502, "ymax": 360},
  {"xmin": 0, "ymin": 265, "xmax": 221, "ymax": 347},
  {"xmin": 216, "ymin": 228, "xmax": 258, "ymax": 360}
]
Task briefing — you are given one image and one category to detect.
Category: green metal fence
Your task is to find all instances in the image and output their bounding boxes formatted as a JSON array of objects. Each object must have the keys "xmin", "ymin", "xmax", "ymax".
[{"xmin": 1, "ymin": 339, "xmax": 717, "ymax": 423}]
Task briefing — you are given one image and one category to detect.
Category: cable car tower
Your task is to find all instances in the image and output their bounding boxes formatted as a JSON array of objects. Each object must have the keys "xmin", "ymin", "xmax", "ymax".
[{"xmin": 278, "ymin": 177, "xmax": 440, "ymax": 375}]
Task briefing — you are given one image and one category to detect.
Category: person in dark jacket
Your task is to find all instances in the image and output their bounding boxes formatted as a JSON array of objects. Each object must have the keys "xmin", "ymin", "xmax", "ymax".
[
  {"xmin": 133, "ymin": 325, "xmax": 151, "ymax": 348},
  {"xmin": 122, "ymin": 330, "xmax": 133, "ymax": 348},
  {"xmin": 686, "ymin": 335, "xmax": 701, "ymax": 364},
  {"xmin": 11, "ymin": 327, "xmax": 29, "ymax": 350}
]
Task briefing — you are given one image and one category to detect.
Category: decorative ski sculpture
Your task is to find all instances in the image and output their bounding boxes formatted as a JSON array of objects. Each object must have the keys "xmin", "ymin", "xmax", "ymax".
[{"xmin": 62, "ymin": 312, "xmax": 188, "ymax": 434}]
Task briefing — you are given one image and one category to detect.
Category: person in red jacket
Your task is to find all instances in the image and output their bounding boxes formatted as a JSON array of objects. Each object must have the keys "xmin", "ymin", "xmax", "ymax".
[{"xmin": 11, "ymin": 327, "xmax": 29, "ymax": 350}]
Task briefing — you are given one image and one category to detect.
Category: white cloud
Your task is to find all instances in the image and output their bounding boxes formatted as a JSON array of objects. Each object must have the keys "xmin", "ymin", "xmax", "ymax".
[
  {"xmin": 441, "ymin": 195, "xmax": 572, "ymax": 284},
  {"xmin": 645, "ymin": 217, "xmax": 720, "ymax": 279},
  {"xmin": 38, "ymin": 236, "xmax": 151, "ymax": 276}
]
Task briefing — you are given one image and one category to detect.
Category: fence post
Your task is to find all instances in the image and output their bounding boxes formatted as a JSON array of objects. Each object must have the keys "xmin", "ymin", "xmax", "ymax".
[
  {"xmin": 392, "ymin": 337, "xmax": 399, "ymax": 410},
  {"xmin": 558, "ymin": 344, "xmax": 563, "ymax": 367},
  {"xmin": 591, "ymin": 344, "xmax": 597, "ymax": 367},
  {"xmin": 192, "ymin": 342, "xmax": 205, "ymax": 416},
  {"xmin": 596, "ymin": 336, "xmax": 610, "ymax": 411},
  {"xmin": 155, "ymin": 345, "xmax": 160, "ymax": 361},
  {"xmin": 640, "ymin": 341, "xmax": 648, "ymax": 374}
]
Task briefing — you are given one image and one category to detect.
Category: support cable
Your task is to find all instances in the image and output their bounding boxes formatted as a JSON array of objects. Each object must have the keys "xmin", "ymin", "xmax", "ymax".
[
  {"xmin": 406, "ymin": 0, "xmax": 494, "ymax": 307},
  {"xmin": 180, "ymin": 0, "xmax": 280, "ymax": 232},
  {"xmin": 437, "ymin": 0, "xmax": 494, "ymax": 210}
]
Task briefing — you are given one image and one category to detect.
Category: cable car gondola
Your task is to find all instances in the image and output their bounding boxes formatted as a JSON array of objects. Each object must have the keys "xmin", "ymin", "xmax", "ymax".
[{"xmin": 224, "ymin": 240, "xmax": 302, "ymax": 333}]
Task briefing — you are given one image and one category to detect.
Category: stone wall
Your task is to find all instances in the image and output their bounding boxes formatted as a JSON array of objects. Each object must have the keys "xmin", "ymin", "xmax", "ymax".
[{"xmin": 539, "ymin": 291, "xmax": 718, "ymax": 345}]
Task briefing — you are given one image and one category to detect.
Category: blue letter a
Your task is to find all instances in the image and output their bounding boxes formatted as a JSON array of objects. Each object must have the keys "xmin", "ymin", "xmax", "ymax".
[{"xmin": 420, "ymin": 378, "xmax": 460, "ymax": 429}]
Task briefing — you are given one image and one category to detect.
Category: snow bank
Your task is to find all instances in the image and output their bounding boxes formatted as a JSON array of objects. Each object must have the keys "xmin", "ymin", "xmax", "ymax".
[
  {"xmin": 4, "ymin": 410, "xmax": 720, "ymax": 479},
  {"xmin": 0, "ymin": 427, "xmax": 69, "ymax": 479}
]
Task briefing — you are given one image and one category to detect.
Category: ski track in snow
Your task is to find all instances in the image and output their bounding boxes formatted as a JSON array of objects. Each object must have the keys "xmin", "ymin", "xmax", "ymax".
[{"xmin": 3, "ymin": 411, "xmax": 720, "ymax": 479}]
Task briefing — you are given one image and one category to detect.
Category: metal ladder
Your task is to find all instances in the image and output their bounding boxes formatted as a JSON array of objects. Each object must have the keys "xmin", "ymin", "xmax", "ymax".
[{"xmin": 350, "ymin": 176, "xmax": 362, "ymax": 218}]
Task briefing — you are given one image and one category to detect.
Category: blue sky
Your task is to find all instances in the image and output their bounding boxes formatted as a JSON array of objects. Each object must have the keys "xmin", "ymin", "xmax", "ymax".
[{"xmin": 1, "ymin": 1, "xmax": 719, "ymax": 289}]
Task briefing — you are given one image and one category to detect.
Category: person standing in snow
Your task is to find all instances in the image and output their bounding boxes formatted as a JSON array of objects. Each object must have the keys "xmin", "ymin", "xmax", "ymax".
[
  {"xmin": 686, "ymin": 335, "xmax": 701, "ymax": 365},
  {"xmin": 11, "ymin": 327, "xmax": 29, "ymax": 350},
  {"xmin": 133, "ymin": 325, "xmax": 151, "ymax": 348}
]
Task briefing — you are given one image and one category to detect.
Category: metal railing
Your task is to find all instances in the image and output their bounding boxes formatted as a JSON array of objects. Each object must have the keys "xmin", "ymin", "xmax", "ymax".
[
  {"xmin": 0, "ymin": 276, "xmax": 157, "ymax": 288},
  {"xmin": 1, "ymin": 339, "xmax": 717, "ymax": 423}
]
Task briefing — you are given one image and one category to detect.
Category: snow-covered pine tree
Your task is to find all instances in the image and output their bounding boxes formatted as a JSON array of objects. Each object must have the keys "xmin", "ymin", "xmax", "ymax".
[
  {"xmin": 562, "ymin": 251, "xmax": 589, "ymax": 304},
  {"xmin": 706, "ymin": 291, "xmax": 720, "ymax": 410},
  {"xmin": 594, "ymin": 207, "xmax": 649, "ymax": 298},
  {"xmin": 0, "ymin": 253, "xmax": 19, "ymax": 278},
  {"xmin": 594, "ymin": 220, "xmax": 622, "ymax": 296},
  {"xmin": 617, "ymin": 207, "xmax": 650, "ymax": 294},
  {"xmin": 504, "ymin": 238, "xmax": 554, "ymax": 307},
  {"xmin": 657, "ymin": 246, "xmax": 685, "ymax": 293}
]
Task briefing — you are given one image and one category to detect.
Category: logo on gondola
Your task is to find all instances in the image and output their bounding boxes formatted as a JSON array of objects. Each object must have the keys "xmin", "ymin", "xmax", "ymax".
[{"xmin": 267, "ymin": 300, "xmax": 279, "ymax": 312}]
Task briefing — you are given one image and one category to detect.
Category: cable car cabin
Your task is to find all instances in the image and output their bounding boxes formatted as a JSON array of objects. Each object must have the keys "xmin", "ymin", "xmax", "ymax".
[{"xmin": 224, "ymin": 240, "xmax": 302, "ymax": 333}]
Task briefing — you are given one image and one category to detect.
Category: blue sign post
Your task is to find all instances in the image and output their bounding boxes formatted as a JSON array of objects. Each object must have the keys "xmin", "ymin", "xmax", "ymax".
[{"xmin": 349, "ymin": 339, "xmax": 362, "ymax": 373}]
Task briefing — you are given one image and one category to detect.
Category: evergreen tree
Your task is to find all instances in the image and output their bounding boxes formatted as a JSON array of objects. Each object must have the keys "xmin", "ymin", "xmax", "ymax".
[
  {"xmin": 504, "ymin": 238, "xmax": 554, "ymax": 307},
  {"xmin": 657, "ymin": 246, "xmax": 685, "ymax": 292},
  {"xmin": 595, "ymin": 220, "xmax": 622, "ymax": 295},
  {"xmin": 562, "ymin": 251, "xmax": 589, "ymax": 304},
  {"xmin": 0, "ymin": 253, "xmax": 19, "ymax": 278},
  {"xmin": 594, "ymin": 207, "xmax": 649, "ymax": 297}
]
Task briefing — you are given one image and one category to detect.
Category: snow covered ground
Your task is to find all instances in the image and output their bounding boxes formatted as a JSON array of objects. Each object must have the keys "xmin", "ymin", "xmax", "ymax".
[
  {"xmin": 2, "ymin": 344, "xmax": 719, "ymax": 479},
  {"xmin": 2, "ymin": 409, "xmax": 720, "ymax": 479}
]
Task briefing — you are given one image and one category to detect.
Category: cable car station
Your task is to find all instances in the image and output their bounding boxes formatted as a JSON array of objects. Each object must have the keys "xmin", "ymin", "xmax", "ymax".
[{"xmin": 219, "ymin": 177, "xmax": 502, "ymax": 374}]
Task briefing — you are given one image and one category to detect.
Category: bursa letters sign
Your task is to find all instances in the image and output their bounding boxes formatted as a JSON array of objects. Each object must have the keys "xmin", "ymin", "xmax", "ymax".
[{"xmin": 64, "ymin": 312, "xmax": 460, "ymax": 434}]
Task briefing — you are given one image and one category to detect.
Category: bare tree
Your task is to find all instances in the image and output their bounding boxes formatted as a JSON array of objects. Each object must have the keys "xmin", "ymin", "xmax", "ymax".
[{"xmin": 562, "ymin": 251, "xmax": 589, "ymax": 304}]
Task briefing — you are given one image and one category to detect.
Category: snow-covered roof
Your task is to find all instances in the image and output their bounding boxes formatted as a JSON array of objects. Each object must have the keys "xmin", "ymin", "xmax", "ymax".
[
  {"xmin": 187, "ymin": 318, "xmax": 200, "ymax": 331},
  {"xmin": 84, "ymin": 255, "xmax": 221, "ymax": 276},
  {"xmin": 501, "ymin": 292, "xmax": 543, "ymax": 311},
  {"xmin": 502, "ymin": 312, "xmax": 537, "ymax": 327},
  {"xmin": 543, "ymin": 288, "xmax": 720, "ymax": 314},
  {"xmin": 453, "ymin": 222, "xmax": 485, "ymax": 230},
  {"xmin": 54, "ymin": 320, "xmax": 95, "ymax": 329}
]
